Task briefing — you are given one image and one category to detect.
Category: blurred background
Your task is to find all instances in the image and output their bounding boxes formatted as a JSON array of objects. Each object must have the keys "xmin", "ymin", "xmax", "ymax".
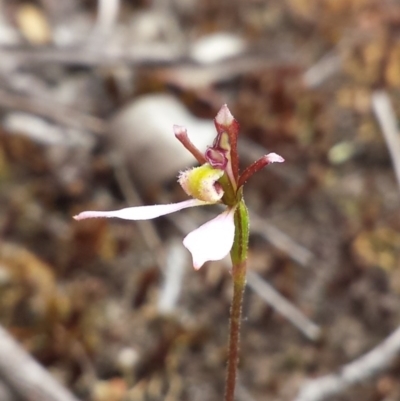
[{"xmin": 0, "ymin": 0, "xmax": 400, "ymax": 400}]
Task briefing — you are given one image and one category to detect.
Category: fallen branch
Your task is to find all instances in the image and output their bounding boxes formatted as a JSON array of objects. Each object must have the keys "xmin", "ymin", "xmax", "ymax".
[
  {"xmin": 0, "ymin": 88, "xmax": 107, "ymax": 135},
  {"xmin": 0, "ymin": 325, "xmax": 82, "ymax": 401},
  {"xmin": 371, "ymin": 90, "xmax": 400, "ymax": 192},
  {"xmin": 247, "ymin": 271, "xmax": 321, "ymax": 341},
  {"xmin": 294, "ymin": 325, "xmax": 400, "ymax": 401}
]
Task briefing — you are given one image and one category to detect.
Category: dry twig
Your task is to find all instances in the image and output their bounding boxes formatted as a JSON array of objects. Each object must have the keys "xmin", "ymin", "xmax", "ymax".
[
  {"xmin": 0, "ymin": 45, "xmax": 184, "ymax": 67},
  {"xmin": 247, "ymin": 271, "xmax": 321, "ymax": 341},
  {"xmin": 250, "ymin": 213, "xmax": 314, "ymax": 268},
  {"xmin": 0, "ymin": 325, "xmax": 81, "ymax": 401},
  {"xmin": 371, "ymin": 90, "xmax": 400, "ymax": 191},
  {"xmin": 294, "ymin": 324, "xmax": 400, "ymax": 401},
  {"xmin": 302, "ymin": 52, "xmax": 342, "ymax": 88},
  {"xmin": 0, "ymin": 88, "xmax": 107, "ymax": 135}
]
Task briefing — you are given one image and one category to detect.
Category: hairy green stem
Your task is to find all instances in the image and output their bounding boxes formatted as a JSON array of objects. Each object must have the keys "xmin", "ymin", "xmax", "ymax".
[
  {"xmin": 225, "ymin": 201, "xmax": 249, "ymax": 401},
  {"xmin": 225, "ymin": 260, "xmax": 247, "ymax": 401}
]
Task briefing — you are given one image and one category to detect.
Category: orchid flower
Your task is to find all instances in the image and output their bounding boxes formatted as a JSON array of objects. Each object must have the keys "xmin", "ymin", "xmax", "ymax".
[
  {"xmin": 74, "ymin": 104, "xmax": 284, "ymax": 401},
  {"xmin": 74, "ymin": 105, "xmax": 283, "ymax": 269}
]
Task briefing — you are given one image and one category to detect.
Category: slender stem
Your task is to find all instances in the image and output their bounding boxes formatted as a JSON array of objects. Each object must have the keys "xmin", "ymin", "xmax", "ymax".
[
  {"xmin": 225, "ymin": 201, "xmax": 249, "ymax": 401},
  {"xmin": 225, "ymin": 260, "xmax": 247, "ymax": 401}
]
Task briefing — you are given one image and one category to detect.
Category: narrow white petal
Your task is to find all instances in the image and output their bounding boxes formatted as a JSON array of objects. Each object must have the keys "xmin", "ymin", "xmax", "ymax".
[
  {"xmin": 74, "ymin": 199, "xmax": 208, "ymax": 221},
  {"xmin": 183, "ymin": 208, "xmax": 235, "ymax": 270}
]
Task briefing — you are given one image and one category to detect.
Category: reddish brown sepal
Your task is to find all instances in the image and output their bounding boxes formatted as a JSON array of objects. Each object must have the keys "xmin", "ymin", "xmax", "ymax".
[
  {"xmin": 238, "ymin": 153, "xmax": 284, "ymax": 188},
  {"xmin": 174, "ymin": 125, "xmax": 207, "ymax": 165},
  {"xmin": 214, "ymin": 105, "xmax": 240, "ymax": 182}
]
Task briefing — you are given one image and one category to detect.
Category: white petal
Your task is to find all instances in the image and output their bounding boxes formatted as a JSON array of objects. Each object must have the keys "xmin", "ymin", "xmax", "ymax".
[
  {"xmin": 74, "ymin": 199, "xmax": 208, "ymax": 221},
  {"xmin": 183, "ymin": 208, "xmax": 235, "ymax": 270}
]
